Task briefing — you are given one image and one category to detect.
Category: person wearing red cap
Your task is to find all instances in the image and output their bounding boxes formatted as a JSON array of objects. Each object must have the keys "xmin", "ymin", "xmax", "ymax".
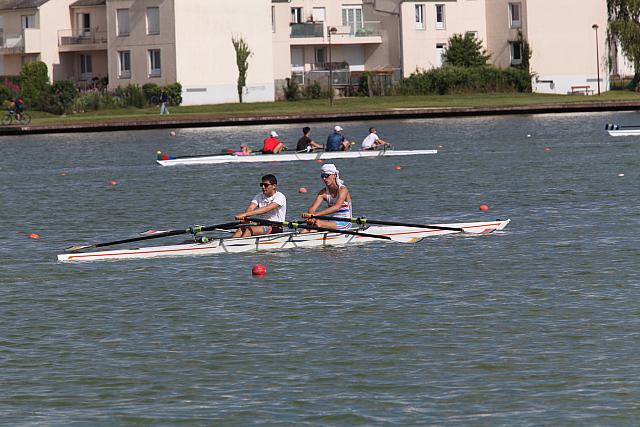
[{"xmin": 262, "ymin": 131, "xmax": 288, "ymax": 154}]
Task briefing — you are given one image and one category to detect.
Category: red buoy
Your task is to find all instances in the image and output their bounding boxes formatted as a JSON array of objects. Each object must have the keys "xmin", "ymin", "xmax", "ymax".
[
  {"xmin": 479, "ymin": 204, "xmax": 489, "ymax": 212},
  {"xmin": 110, "ymin": 180, "xmax": 118, "ymax": 186},
  {"xmin": 394, "ymin": 165, "xmax": 402, "ymax": 171},
  {"xmin": 298, "ymin": 187, "xmax": 307, "ymax": 193},
  {"xmin": 252, "ymin": 263, "xmax": 267, "ymax": 276},
  {"xmin": 29, "ymin": 233, "xmax": 40, "ymax": 239}
]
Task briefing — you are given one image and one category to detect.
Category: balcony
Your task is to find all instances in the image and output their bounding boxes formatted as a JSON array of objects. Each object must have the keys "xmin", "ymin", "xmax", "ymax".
[
  {"xmin": 289, "ymin": 21, "xmax": 382, "ymax": 45},
  {"xmin": 58, "ymin": 28, "xmax": 107, "ymax": 52},
  {"xmin": 0, "ymin": 32, "xmax": 24, "ymax": 55}
]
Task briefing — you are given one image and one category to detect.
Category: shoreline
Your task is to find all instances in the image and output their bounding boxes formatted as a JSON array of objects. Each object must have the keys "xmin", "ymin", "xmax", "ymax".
[{"xmin": 1, "ymin": 100, "xmax": 638, "ymax": 135}]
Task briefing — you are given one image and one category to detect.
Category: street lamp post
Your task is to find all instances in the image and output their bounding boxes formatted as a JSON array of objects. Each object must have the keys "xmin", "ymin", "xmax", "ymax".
[
  {"xmin": 592, "ymin": 24, "xmax": 600, "ymax": 95},
  {"xmin": 327, "ymin": 26, "xmax": 337, "ymax": 106}
]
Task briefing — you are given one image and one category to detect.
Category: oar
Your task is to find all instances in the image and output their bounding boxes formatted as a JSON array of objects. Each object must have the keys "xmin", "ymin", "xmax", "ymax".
[
  {"xmin": 307, "ymin": 215, "xmax": 474, "ymax": 233},
  {"xmin": 605, "ymin": 123, "xmax": 640, "ymax": 130},
  {"xmin": 66, "ymin": 221, "xmax": 241, "ymax": 251},
  {"xmin": 248, "ymin": 218, "xmax": 420, "ymax": 243}
]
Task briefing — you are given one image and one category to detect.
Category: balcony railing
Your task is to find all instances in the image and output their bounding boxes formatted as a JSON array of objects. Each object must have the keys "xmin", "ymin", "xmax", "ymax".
[
  {"xmin": 58, "ymin": 28, "xmax": 107, "ymax": 46},
  {"xmin": 355, "ymin": 21, "xmax": 381, "ymax": 37},
  {"xmin": 0, "ymin": 32, "xmax": 24, "ymax": 54},
  {"xmin": 290, "ymin": 22, "xmax": 324, "ymax": 38}
]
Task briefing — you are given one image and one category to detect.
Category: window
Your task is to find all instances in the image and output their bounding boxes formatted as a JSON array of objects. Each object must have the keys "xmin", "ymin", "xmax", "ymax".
[
  {"xmin": 314, "ymin": 47, "xmax": 326, "ymax": 65},
  {"xmin": 116, "ymin": 9, "xmax": 129, "ymax": 36},
  {"xmin": 77, "ymin": 13, "xmax": 90, "ymax": 36},
  {"xmin": 80, "ymin": 54, "xmax": 92, "ymax": 79},
  {"xmin": 146, "ymin": 7, "xmax": 159, "ymax": 35},
  {"xmin": 291, "ymin": 7, "xmax": 303, "ymax": 24},
  {"xmin": 342, "ymin": 6, "xmax": 363, "ymax": 35},
  {"xmin": 415, "ymin": 4, "xmax": 425, "ymax": 30},
  {"xmin": 509, "ymin": 3, "xmax": 521, "ymax": 28},
  {"xmin": 312, "ymin": 7, "xmax": 325, "ymax": 22},
  {"xmin": 271, "ymin": 6, "xmax": 276, "ymax": 32},
  {"xmin": 21, "ymin": 15, "xmax": 35, "ymax": 29},
  {"xmin": 148, "ymin": 49, "xmax": 161, "ymax": 77},
  {"xmin": 436, "ymin": 43, "xmax": 445, "ymax": 67},
  {"xmin": 435, "ymin": 4, "xmax": 445, "ymax": 30},
  {"xmin": 118, "ymin": 50, "xmax": 130, "ymax": 78},
  {"xmin": 510, "ymin": 41, "xmax": 522, "ymax": 65}
]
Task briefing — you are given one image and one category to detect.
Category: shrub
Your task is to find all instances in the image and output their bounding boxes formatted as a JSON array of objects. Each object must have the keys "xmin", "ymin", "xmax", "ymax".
[
  {"xmin": 113, "ymin": 84, "xmax": 145, "ymax": 108},
  {"xmin": 303, "ymin": 81, "xmax": 323, "ymax": 99},
  {"xmin": 283, "ymin": 77, "xmax": 301, "ymax": 101},
  {"xmin": 142, "ymin": 83, "xmax": 160, "ymax": 105},
  {"xmin": 73, "ymin": 91, "xmax": 121, "ymax": 112},
  {"xmin": 443, "ymin": 33, "xmax": 491, "ymax": 67},
  {"xmin": 164, "ymin": 82, "xmax": 182, "ymax": 106},
  {"xmin": 0, "ymin": 84, "xmax": 12, "ymax": 105},
  {"xmin": 19, "ymin": 61, "xmax": 50, "ymax": 109},
  {"xmin": 42, "ymin": 80, "xmax": 77, "ymax": 114}
]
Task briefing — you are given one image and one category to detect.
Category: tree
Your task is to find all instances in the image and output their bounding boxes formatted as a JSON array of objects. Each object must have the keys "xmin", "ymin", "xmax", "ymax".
[
  {"xmin": 442, "ymin": 33, "xmax": 491, "ymax": 67},
  {"xmin": 608, "ymin": 0, "xmax": 640, "ymax": 85},
  {"xmin": 232, "ymin": 36, "xmax": 252, "ymax": 103},
  {"xmin": 19, "ymin": 61, "xmax": 50, "ymax": 108}
]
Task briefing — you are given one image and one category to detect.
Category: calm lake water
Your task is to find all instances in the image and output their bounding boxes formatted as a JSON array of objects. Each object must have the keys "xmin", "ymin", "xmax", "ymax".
[{"xmin": 1, "ymin": 111, "xmax": 639, "ymax": 425}]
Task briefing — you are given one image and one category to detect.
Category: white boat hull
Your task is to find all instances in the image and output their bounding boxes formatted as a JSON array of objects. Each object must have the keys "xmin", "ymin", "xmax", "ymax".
[
  {"xmin": 607, "ymin": 129, "xmax": 640, "ymax": 137},
  {"xmin": 157, "ymin": 149, "xmax": 437, "ymax": 166},
  {"xmin": 58, "ymin": 220, "xmax": 510, "ymax": 262}
]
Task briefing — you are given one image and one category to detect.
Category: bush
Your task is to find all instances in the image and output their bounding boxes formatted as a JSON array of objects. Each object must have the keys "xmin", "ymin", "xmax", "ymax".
[
  {"xmin": 283, "ymin": 77, "xmax": 301, "ymax": 101},
  {"xmin": 42, "ymin": 80, "xmax": 77, "ymax": 114},
  {"xmin": 164, "ymin": 82, "xmax": 182, "ymax": 106},
  {"xmin": 19, "ymin": 61, "xmax": 50, "ymax": 109},
  {"xmin": 303, "ymin": 81, "xmax": 323, "ymax": 99},
  {"xmin": 399, "ymin": 66, "xmax": 532, "ymax": 95},
  {"xmin": 0, "ymin": 84, "xmax": 12, "ymax": 105},
  {"xmin": 113, "ymin": 84, "xmax": 145, "ymax": 108},
  {"xmin": 73, "ymin": 91, "xmax": 121, "ymax": 112},
  {"xmin": 142, "ymin": 83, "xmax": 160, "ymax": 105}
]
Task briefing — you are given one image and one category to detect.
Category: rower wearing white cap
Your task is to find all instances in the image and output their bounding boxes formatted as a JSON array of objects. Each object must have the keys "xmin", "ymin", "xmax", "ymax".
[
  {"xmin": 262, "ymin": 130, "xmax": 288, "ymax": 154},
  {"xmin": 302, "ymin": 163, "xmax": 353, "ymax": 230},
  {"xmin": 326, "ymin": 125, "xmax": 351, "ymax": 152}
]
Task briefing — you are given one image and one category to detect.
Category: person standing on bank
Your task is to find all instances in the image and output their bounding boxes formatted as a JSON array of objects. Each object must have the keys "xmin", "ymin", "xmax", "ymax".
[
  {"xmin": 326, "ymin": 125, "xmax": 351, "ymax": 151},
  {"xmin": 361, "ymin": 127, "xmax": 388, "ymax": 150},
  {"xmin": 302, "ymin": 163, "xmax": 353, "ymax": 230},
  {"xmin": 262, "ymin": 131, "xmax": 288, "ymax": 154},
  {"xmin": 159, "ymin": 89, "xmax": 169, "ymax": 115},
  {"xmin": 234, "ymin": 174, "xmax": 286, "ymax": 237},
  {"xmin": 296, "ymin": 126, "xmax": 323, "ymax": 152}
]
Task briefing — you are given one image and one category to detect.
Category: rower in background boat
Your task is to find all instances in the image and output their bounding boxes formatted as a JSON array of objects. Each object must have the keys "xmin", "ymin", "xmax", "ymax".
[
  {"xmin": 262, "ymin": 131, "xmax": 288, "ymax": 154},
  {"xmin": 234, "ymin": 174, "xmax": 287, "ymax": 237},
  {"xmin": 296, "ymin": 126, "xmax": 324, "ymax": 152},
  {"xmin": 326, "ymin": 125, "xmax": 352, "ymax": 151},
  {"xmin": 361, "ymin": 127, "xmax": 389, "ymax": 150},
  {"xmin": 302, "ymin": 163, "xmax": 353, "ymax": 231},
  {"xmin": 234, "ymin": 144, "xmax": 252, "ymax": 156}
]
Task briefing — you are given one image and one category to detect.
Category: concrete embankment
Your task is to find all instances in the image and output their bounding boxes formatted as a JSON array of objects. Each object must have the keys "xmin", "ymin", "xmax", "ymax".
[{"xmin": 1, "ymin": 101, "xmax": 639, "ymax": 136}]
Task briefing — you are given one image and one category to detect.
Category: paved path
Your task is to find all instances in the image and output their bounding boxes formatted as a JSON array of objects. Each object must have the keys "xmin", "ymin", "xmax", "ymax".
[{"xmin": 2, "ymin": 100, "xmax": 639, "ymax": 135}]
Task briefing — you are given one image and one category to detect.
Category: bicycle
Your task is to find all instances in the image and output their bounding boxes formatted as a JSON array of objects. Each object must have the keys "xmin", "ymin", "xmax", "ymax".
[{"xmin": 2, "ymin": 109, "xmax": 31, "ymax": 125}]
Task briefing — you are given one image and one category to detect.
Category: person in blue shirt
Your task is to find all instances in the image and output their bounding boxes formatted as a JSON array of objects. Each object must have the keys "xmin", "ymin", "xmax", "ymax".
[{"xmin": 325, "ymin": 125, "xmax": 351, "ymax": 151}]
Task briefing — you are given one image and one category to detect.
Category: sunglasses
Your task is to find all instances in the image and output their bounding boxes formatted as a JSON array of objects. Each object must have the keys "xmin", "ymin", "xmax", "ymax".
[
  {"xmin": 320, "ymin": 173, "xmax": 333, "ymax": 179},
  {"xmin": 259, "ymin": 182, "xmax": 274, "ymax": 188}
]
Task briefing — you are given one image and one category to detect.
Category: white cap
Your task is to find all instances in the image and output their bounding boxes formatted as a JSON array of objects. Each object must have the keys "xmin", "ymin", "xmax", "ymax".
[
  {"xmin": 270, "ymin": 131, "xmax": 279, "ymax": 137},
  {"xmin": 334, "ymin": 125, "xmax": 343, "ymax": 132}
]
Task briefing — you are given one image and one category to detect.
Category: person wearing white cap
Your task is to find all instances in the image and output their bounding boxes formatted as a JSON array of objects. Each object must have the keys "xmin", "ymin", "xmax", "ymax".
[
  {"xmin": 302, "ymin": 163, "xmax": 353, "ymax": 231},
  {"xmin": 262, "ymin": 130, "xmax": 288, "ymax": 154},
  {"xmin": 326, "ymin": 125, "xmax": 351, "ymax": 152}
]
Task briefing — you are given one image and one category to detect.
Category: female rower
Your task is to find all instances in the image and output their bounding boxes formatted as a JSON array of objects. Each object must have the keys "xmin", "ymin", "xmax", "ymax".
[
  {"xmin": 234, "ymin": 174, "xmax": 286, "ymax": 237},
  {"xmin": 302, "ymin": 163, "xmax": 353, "ymax": 230}
]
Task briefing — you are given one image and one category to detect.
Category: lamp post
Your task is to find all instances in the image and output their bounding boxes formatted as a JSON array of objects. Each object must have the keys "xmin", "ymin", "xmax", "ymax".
[
  {"xmin": 592, "ymin": 23, "xmax": 600, "ymax": 95},
  {"xmin": 327, "ymin": 26, "xmax": 337, "ymax": 106}
]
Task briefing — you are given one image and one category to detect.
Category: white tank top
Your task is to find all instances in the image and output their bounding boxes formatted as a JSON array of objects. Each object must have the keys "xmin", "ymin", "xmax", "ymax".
[{"xmin": 325, "ymin": 184, "xmax": 352, "ymax": 219}]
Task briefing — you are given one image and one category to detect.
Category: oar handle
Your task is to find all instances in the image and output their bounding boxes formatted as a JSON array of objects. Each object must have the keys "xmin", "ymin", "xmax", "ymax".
[
  {"xmin": 249, "ymin": 218, "xmax": 391, "ymax": 240},
  {"xmin": 308, "ymin": 214, "xmax": 465, "ymax": 232}
]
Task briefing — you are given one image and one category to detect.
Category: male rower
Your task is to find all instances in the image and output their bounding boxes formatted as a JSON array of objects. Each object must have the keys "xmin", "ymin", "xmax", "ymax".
[
  {"xmin": 302, "ymin": 163, "xmax": 353, "ymax": 231},
  {"xmin": 262, "ymin": 130, "xmax": 288, "ymax": 154},
  {"xmin": 234, "ymin": 174, "xmax": 286, "ymax": 237},
  {"xmin": 326, "ymin": 125, "xmax": 351, "ymax": 151},
  {"xmin": 296, "ymin": 126, "xmax": 323, "ymax": 152},
  {"xmin": 361, "ymin": 127, "xmax": 388, "ymax": 150}
]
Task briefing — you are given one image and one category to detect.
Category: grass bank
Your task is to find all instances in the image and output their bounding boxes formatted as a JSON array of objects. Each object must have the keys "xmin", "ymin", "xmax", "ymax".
[{"xmin": 28, "ymin": 91, "xmax": 640, "ymax": 125}]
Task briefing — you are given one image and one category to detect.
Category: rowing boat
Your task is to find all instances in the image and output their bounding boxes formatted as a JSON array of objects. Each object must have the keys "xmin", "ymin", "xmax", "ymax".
[
  {"xmin": 156, "ymin": 149, "xmax": 438, "ymax": 166},
  {"xmin": 605, "ymin": 123, "xmax": 640, "ymax": 136},
  {"xmin": 57, "ymin": 219, "xmax": 510, "ymax": 262}
]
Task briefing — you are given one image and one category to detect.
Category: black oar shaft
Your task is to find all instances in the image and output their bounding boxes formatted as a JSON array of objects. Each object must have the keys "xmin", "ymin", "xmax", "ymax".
[
  {"xmin": 250, "ymin": 218, "xmax": 391, "ymax": 240},
  {"xmin": 309, "ymin": 215, "xmax": 464, "ymax": 232}
]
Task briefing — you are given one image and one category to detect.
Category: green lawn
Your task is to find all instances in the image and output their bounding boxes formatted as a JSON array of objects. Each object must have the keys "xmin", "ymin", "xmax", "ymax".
[{"xmin": 28, "ymin": 91, "xmax": 640, "ymax": 125}]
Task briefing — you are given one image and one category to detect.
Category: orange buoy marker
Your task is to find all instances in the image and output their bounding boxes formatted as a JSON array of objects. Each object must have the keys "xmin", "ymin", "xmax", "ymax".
[
  {"xmin": 298, "ymin": 187, "xmax": 307, "ymax": 193},
  {"xmin": 479, "ymin": 204, "xmax": 490, "ymax": 212},
  {"xmin": 394, "ymin": 165, "xmax": 402, "ymax": 171},
  {"xmin": 59, "ymin": 171, "xmax": 67, "ymax": 177},
  {"xmin": 252, "ymin": 263, "xmax": 267, "ymax": 276},
  {"xmin": 110, "ymin": 180, "xmax": 118, "ymax": 186},
  {"xmin": 315, "ymin": 159, "xmax": 323, "ymax": 164},
  {"xmin": 544, "ymin": 147, "xmax": 552, "ymax": 152},
  {"xmin": 29, "ymin": 233, "xmax": 40, "ymax": 239}
]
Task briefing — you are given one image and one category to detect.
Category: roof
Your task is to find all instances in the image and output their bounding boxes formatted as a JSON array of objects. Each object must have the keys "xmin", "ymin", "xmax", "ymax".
[
  {"xmin": 0, "ymin": 0, "xmax": 48, "ymax": 10},
  {"xmin": 70, "ymin": 0, "xmax": 105, "ymax": 6}
]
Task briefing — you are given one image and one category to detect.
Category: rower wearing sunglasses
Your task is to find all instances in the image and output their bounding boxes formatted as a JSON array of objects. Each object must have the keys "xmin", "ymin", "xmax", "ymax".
[
  {"xmin": 302, "ymin": 164, "xmax": 353, "ymax": 231},
  {"xmin": 234, "ymin": 174, "xmax": 287, "ymax": 237}
]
